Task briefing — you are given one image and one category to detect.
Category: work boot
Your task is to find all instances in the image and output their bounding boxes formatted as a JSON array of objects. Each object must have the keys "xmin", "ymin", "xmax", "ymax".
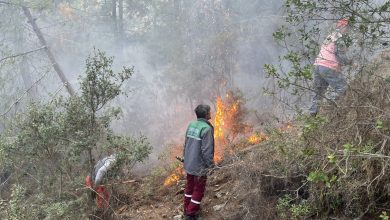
[
  {"xmin": 184, "ymin": 215, "xmax": 195, "ymax": 220},
  {"xmin": 184, "ymin": 214, "xmax": 201, "ymax": 220}
]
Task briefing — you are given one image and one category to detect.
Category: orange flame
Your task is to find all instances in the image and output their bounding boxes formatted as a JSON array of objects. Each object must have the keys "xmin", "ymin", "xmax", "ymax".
[
  {"xmin": 164, "ymin": 93, "xmax": 249, "ymax": 187},
  {"xmin": 213, "ymin": 96, "xmax": 227, "ymax": 164},
  {"xmin": 163, "ymin": 167, "xmax": 184, "ymax": 187},
  {"xmin": 212, "ymin": 95, "xmax": 242, "ymax": 163},
  {"xmin": 214, "ymin": 96, "xmax": 224, "ymax": 139},
  {"xmin": 248, "ymin": 132, "xmax": 269, "ymax": 145}
]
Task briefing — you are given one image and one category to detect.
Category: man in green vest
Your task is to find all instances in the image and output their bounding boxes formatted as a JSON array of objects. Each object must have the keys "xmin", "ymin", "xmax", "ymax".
[{"xmin": 183, "ymin": 104, "xmax": 215, "ymax": 220}]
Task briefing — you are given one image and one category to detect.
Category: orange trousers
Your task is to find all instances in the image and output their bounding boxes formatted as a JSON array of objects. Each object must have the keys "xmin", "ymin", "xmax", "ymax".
[{"xmin": 86, "ymin": 175, "xmax": 111, "ymax": 209}]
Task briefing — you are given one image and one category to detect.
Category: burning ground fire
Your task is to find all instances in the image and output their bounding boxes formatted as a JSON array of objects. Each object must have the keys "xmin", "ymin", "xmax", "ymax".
[
  {"xmin": 163, "ymin": 95, "xmax": 234, "ymax": 187},
  {"xmin": 164, "ymin": 166, "xmax": 184, "ymax": 187},
  {"xmin": 248, "ymin": 132, "xmax": 269, "ymax": 145},
  {"xmin": 163, "ymin": 93, "xmax": 293, "ymax": 187}
]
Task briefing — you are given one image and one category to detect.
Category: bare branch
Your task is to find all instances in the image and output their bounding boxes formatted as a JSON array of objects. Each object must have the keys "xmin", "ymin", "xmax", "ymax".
[
  {"xmin": 0, "ymin": 46, "xmax": 46, "ymax": 64},
  {"xmin": 22, "ymin": 6, "xmax": 76, "ymax": 96},
  {"xmin": 0, "ymin": 1, "xmax": 24, "ymax": 7},
  {"xmin": 1, "ymin": 69, "xmax": 51, "ymax": 117}
]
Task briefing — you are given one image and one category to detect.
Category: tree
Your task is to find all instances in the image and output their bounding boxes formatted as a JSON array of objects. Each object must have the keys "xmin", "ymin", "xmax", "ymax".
[
  {"xmin": 0, "ymin": 50, "xmax": 152, "ymax": 219},
  {"xmin": 254, "ymin": 0, "xmax": 390, "ymax": 218},
  {"xmin": 264, "ymin": 0, "xmax": 390, "ymax": 113}
]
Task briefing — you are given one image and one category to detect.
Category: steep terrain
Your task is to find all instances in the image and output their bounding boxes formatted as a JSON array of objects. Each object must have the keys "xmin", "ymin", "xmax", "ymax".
[{"xmin": 106, "ymin": 50, "xmax": 390, "ymax": 220}]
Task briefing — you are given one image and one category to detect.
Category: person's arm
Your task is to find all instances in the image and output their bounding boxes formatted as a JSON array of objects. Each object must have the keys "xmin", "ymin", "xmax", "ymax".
[
  {"xmin": 336, "ymin": 36, "xmax": 352, "ymax": 66},
  {"xmin": 200, "ymin": 128, "xmax": 214, "ymax": 169},
  {"xmin": 94, "ymin": 157, "xmax": 117, "ymax": 186}
]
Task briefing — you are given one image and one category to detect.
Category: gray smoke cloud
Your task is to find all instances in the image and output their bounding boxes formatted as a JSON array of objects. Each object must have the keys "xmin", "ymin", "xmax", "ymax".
[{"xmin": 0, "ymin": 0, "xmax": 285, "ymax": 166}]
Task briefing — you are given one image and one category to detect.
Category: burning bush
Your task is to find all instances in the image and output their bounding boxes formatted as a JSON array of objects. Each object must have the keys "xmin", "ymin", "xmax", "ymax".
[
  {"xmin": 213, "ymin": 90, "xmax": 252, "ymax": 162},
  {"xmin": 214, "ymin": 90, "xmax": 252, "ymax": 142}
]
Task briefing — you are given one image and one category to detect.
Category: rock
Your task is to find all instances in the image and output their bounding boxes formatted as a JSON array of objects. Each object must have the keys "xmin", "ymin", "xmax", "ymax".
[
  {"xmin": 213, "ymin": 185, "xmax": 223, "ymax": 192},
  {"xmin": 173, "ymin": 214, "xmax": 182, "ymax": 220},
  {"xmin": 215, "ymin": 192, "xmax": 223, "ymax": 198},
  {"xmin": 213, "ymin": 204, "xmax": 226, "ymax": 211}
]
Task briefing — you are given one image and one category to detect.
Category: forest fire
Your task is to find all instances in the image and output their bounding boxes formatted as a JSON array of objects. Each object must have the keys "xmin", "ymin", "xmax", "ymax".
[
  {"xmin": 163, "ymin": 92, "xmax": 247, "ymax": 187},
  {"xmin": 164, "ymin": 95, "xmax": 293, "ymax": 187},
  {"xmin": 162, "ymin": 94, "xmax": 293, "ymax": 187},
  {"xmin": 213, "ymin": 92, "xmax": 248, "ymax": 163}
]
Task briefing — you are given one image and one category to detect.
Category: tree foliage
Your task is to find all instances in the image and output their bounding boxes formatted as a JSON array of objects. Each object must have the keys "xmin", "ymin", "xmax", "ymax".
[
  {"xmin": 232, "ymin": 0, "xmax": 390, "ymax": 219},
  {"xmin": 264, "ymin": 0, "xmax": 390, "ymax": 112},
  {"xmin": 0, "ymin": 50, "xmax": 152, "ymax": 219}
]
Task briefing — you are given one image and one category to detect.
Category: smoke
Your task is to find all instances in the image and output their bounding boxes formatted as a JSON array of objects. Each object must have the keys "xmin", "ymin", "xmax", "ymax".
[{"xmin": 0, "ymin": 0, "xmax": 285, "ymax": 166}]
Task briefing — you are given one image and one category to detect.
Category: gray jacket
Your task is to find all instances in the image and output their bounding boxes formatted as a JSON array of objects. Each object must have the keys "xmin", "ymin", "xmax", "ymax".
[
  {"xmin": 91, "ymin": 154, "xmax": 117, "ymax": 186},
  {"xmin": 183, "ymin": 118, "xmax": 215, "ymax": 176}
]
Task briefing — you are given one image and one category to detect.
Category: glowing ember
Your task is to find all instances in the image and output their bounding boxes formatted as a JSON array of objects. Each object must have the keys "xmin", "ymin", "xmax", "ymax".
[
  {"xmin": 248, "ymin": 132, "xmax": 269, "ymax": 145},
  {"xmin": 248, "ymin": 135, "xmax": 260, "ymax": 144},
  {"xmin": 214, "ymin": 148, "xmax": 223, "ymax": 164},
  {"xmin": 164, "ymin": 167, "xmax": 184, "ymax": 187},
  {"xmin": 278, "ymin": 121, "xmax": 294, "ymax": 132}
]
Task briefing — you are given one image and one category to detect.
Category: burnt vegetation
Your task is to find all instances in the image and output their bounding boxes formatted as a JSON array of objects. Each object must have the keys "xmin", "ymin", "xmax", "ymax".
[{"xmin": 1, "ymin": 0, "xmax": 390, "ymax": 219}]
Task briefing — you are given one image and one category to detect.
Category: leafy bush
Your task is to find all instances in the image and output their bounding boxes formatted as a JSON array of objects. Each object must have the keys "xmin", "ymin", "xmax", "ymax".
[
  {"xmin": 0, "ymin": 50, "xmax": 152, "ymax": 219},
  {"xmin": 229, "ymin": 0, "xmax": 390, "ymax": 219}
]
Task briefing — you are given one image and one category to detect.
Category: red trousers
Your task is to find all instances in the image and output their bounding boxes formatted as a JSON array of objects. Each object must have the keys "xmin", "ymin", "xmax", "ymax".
[
  {"xmin": 183, "ymin": 174, "xmax": 207, "ymax": 216},
  {"xmin": 95, "ymin": 185, "xmax": 110, "ymax": 209},
  {"xmin": 86, "ymin": 175, "xmax": 110, "ymax": 210}
]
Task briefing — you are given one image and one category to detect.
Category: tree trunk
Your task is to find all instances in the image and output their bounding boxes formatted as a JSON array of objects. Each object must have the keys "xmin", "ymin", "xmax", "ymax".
[
  {"xmin": 22, "ymin": 6, "xmax": 75, "ymax": 96},
  {"xmin": 112, "ymin": 0, "xmax": 118, "ymax": 37},
  {"xmin": 117, "ymin": 0, "xmax": 125, "ymax": 57},
  {"xmin": 118, "ymin": 0, "xmax": 123, "ymax": 39}
]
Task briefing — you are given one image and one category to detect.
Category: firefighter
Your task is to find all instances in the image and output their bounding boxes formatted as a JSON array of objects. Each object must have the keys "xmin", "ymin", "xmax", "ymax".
[
  {"xmin": 183, "ymin": 104, "xmax": 215, "ymax": 220},
  {"xmin": 309, "ymin": 18, "xmax": 352, "ymax": 116},
  {"xmin": 86, "ymin": 154, "xmax": 117, "ymax": 210}
]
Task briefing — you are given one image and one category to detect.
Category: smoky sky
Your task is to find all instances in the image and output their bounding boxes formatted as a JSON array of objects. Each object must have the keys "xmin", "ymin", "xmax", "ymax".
[{"xmin": 0, "ymin": 0, "xmax": 285, "ymax": 160}]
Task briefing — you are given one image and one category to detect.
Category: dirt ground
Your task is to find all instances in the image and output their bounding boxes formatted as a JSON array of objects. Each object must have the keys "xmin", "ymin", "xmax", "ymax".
[{"xmin": 106, "ymin": 164, "xmax": 239, "ymax": 220}]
